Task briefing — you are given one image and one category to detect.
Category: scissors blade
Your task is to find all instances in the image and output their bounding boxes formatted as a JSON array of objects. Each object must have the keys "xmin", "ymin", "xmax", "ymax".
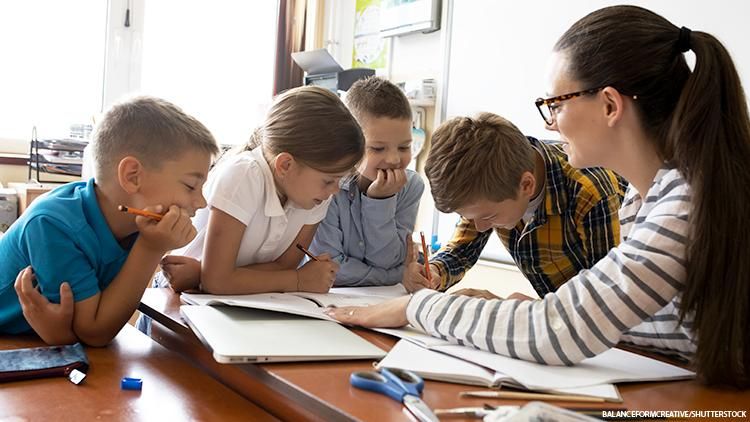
[{"xmin": 403, "ymin": 395, "xmax": 439, "ymax": 422}]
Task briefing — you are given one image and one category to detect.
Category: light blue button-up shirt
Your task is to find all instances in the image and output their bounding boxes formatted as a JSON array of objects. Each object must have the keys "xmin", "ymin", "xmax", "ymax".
[{"xmin": 310, "ymin": 169, "xmax": 424, "ymax": 286}]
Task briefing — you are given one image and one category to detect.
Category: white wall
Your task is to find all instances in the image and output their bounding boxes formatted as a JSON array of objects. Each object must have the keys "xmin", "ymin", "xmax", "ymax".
[{"xmin": 445, "ymin": 0, "xmax": 750, "ymax": 138}]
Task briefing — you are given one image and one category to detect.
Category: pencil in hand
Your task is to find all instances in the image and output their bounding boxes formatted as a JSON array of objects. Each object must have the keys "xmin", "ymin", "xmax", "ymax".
[
  {"xmin": 118, "ymin": 205, "xmax": 163, "ymax": 221},
  {"xmin": 296, "ymin": 243, "xmax": 319, "ymax": 261},
  {"xmin": 420, "ymin": 231, "xmax": 432, "ymax": 282}
]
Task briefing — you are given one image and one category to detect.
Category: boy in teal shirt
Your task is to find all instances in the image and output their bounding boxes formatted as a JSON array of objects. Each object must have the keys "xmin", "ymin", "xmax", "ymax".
[{"xmin": 0, "ymin": 96, "xmax": 219, "ymax": 345}]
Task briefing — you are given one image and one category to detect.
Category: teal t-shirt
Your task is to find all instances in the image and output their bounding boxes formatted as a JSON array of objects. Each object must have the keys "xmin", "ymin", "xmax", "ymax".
[{"xmin": 0, "ymin": 179, "xmax": 131, "ymax": 334}]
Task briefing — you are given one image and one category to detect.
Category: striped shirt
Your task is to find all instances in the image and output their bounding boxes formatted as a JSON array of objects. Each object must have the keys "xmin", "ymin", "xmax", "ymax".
[
  {"xmin": 432, "ymin": 137, "xmax": 626, "ymax": 296},
  {"xmin": 406, "ymin": 168, "xmax": 695, "ymax": 365}
]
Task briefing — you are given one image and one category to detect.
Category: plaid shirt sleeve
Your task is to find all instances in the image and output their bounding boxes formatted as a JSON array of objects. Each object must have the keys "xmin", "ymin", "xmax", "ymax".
[{"xmin": 431, "ymin": 217, "xmax": 492, "ymax": 291}]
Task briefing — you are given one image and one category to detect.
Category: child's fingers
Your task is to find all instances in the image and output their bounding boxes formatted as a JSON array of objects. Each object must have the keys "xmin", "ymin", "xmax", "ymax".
[
  {"xmin": 153, "ymin": 205, "xmax": 180, "ymax": 229},
  {"xmin": 161, "ymin": 256, "xmax": 182, "ymax": 266},
  {"xmin": 329, "ymin": 261, "xmax": 340, "ymax": 273},
  {"xmin": 405, "ymin": 235, "xmax": 415, "ymax": 264},
  {"xmin": 14, "ymin": 267, "xmax": 35, "ymax": 309},
  {"xmin": 15, "ymin": 266, "xmax": 36, "ymax": 297},
  {"xmin": 316, "ymin": 253, "xmax": 332, "ymax": 262},
  {"xmin": 59, "ymin": 282, "xmax": 74, "ymax": 316},
  {"xmin": 392, "ymin": 169, "xmax": 406, "ymax": 187},
  {"xmin": 375, "ymin": 169, "xmax": 387, "ymax": 185}
]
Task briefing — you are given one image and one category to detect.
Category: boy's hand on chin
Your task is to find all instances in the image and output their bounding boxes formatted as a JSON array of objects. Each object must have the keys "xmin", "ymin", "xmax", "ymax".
[
  {"xmin": 367, "ymin": 168, "xmax": 408, "ymax": 199},
  {"xmin": 137, "ymin": 205, "xmax": 197, "ymax": 253}
]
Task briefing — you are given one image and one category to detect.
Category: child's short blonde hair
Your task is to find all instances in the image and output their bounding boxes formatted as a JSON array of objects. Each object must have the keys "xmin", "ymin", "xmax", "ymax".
[
  {"xmin": 92, "ymin": 96, "xmax": 219, "ymax": 180},
  {"xmin": 345, "ymin": 76, "xmax": 412, "ymax": 124},
  {"xmin": 425, "ymin": 112, "xmax": 535, "ymax": 212}
]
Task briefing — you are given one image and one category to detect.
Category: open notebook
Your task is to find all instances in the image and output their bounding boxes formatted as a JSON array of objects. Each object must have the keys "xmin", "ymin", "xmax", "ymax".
[
  {"xmin": 181, "ymin": 284, "xmax": 408, "ymax": 322},
  {"xmin": 378, "ymin": 339, "xmax": 622, "ymax": 402},
  {"xmin": 376, "ymin": 327, "xmax": 695, "ymax": 391}
]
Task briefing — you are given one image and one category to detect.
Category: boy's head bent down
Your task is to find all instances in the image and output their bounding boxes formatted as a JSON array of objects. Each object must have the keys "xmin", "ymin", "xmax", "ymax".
[{"xmin": 425, "ymin": 112, "xmax": 541, "ymax": 232}]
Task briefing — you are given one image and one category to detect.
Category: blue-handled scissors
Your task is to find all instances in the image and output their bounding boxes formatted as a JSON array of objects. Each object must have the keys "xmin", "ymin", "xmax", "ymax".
[{"xmin": 350, "ymin": 368, "xmax": 438, "ymax": 422}]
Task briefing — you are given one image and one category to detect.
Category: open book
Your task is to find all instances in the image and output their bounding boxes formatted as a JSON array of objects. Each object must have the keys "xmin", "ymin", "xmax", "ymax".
[
  {"xmin": 378, "ymin": 339, "xmax": 622, "ymax": 402},
  {"xmin": 376, "ymin": 327, "xmax": 695, "ymax": 391},
  {"xmin": 181, "ymin": 284, "xmax": 408, "ymax": 322}
]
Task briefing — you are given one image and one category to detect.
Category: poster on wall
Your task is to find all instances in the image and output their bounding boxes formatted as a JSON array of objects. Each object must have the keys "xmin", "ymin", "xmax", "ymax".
[{"xmin": 353, "ymin": 0, "xmax": 389, "ymax": 71}]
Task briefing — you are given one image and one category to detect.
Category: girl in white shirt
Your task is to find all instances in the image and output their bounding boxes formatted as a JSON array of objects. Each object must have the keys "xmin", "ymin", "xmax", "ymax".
[
  {"xmin": 161, "ymin": 86, "xmax": 365, "ymax": 294},
  {"xmin": 326, "ymin": 5, "xmax": 750, "ymax": 388}
]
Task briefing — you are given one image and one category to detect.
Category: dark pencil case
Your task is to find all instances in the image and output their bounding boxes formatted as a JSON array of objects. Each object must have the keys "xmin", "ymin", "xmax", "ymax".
[{"xmin": 0, "ymin": 342, "xmax": 89, "ymax": 383}]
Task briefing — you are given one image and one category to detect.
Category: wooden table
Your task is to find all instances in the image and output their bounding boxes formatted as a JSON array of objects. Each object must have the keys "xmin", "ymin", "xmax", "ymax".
[
  {"xmin": 0, "ymin": 324, "xmax": 276, "ymax": 422},
  {"xmin": 139, "ymin": 288, "xmax": 750, "ymax": 421}
]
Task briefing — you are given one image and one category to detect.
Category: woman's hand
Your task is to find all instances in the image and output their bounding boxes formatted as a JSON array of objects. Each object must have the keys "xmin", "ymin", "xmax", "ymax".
[{"xmin": 324, "ymin": 295, "xmax": 411, "ymax": 328}]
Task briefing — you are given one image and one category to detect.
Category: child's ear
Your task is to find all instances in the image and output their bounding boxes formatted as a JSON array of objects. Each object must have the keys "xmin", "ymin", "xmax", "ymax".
[
  {"xmin": 274, "ymin": 152, "xmax": 294, "ymax": 178},
  {"xmin": 518, "ymin": 171, "xmax": 536, "ymax": 198},
  {"xmin": 117, "ymin": 156, "xmax": 144, "ymax": 194}
]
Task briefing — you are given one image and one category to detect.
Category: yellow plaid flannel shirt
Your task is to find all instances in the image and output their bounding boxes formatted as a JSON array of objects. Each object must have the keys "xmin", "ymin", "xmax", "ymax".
[{"xmin": 432, "ymin": 138, "xmax": 626, "ymax": 296}]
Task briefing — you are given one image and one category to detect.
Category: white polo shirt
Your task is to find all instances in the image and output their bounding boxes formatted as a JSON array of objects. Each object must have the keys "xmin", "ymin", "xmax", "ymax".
[{"xmin": 176, "ymin": 147, "xmax": 331, "ymax": 266}]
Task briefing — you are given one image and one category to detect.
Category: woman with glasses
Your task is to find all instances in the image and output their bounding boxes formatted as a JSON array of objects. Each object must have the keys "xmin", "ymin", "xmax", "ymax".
[{"xmin": 327, "ymin": 5, "xmax": 750, "ymax": 387}]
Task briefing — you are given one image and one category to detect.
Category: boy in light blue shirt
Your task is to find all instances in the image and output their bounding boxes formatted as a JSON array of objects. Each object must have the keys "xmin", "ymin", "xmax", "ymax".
[
  {"xmin": 0, "ymin": 96, "xmax": 218, "ymax": 345},
  {"xmin": 310, "ymin": 77, "xmax": 424, "ymax": 286}
]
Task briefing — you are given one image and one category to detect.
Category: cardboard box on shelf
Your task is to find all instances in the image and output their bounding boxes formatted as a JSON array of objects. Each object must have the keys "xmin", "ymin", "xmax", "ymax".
[{"xmin": 8, "ymin": 182, "xmax": 57, "ymax": 215}]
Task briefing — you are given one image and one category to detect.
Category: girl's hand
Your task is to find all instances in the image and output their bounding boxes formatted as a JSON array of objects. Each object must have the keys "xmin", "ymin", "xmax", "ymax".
[
  {"xmin": 161, "ymin": 255, "xmax": 202, "ymax": 292},
  {"xmin": 296, "ymin": 253, "xmax": 339, "ymax": 293}
]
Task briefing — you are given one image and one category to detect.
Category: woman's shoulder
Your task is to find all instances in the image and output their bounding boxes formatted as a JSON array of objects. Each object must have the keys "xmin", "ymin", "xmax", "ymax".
[{"xmin": 649, "ymin": 168, "xmax": 690, "ymax": 201}]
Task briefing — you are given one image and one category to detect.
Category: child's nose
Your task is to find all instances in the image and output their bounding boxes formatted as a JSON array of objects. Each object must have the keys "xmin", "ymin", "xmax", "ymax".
[
  {"xmin": 385, "ymin": 150, "xmax": 401, "ymax": 164},
  {"xmin": 195, "ymin": 192, "xmax": 208, "ymax": 210}
]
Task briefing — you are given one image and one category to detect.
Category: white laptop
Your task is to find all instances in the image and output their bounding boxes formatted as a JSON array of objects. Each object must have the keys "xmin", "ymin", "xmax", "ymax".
[{"xmin": 180, "ymin": 305, "xmax": 386, "ymax": 363}]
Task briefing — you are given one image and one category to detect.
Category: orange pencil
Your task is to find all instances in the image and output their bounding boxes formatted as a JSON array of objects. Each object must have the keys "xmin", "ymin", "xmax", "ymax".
[
  {"xmin": 296, "ymin": 243, "xmax": 319, "ymax": 261},
  {"xmin": 118, "ymin": 205, "xmax": 163, "ymax": 221},
  {"xmin": 420, "ymin": 231, "xmax": 432, "ymax": 281}
]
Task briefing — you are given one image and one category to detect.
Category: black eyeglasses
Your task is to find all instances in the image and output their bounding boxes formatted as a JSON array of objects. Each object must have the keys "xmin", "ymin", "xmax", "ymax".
[{"xmin": 534, "ymin": 87, "xmax": 604, "ymax": 125}]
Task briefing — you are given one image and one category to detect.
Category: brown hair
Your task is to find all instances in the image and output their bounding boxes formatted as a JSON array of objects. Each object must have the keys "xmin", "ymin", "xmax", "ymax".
[
  {"xmin": 92, "ymin": 96, "xmax": 219, "ymax": 181},
  {"xmin": 425, "ymin": 112, "xmax": 535, "ymax": 212},
  {"xmin": 557, "ymin": 5, "xmax": 750, "ymax": 387},
  {"xmin": 241, "ymin": 85, "xmax": 364, "ymax": 173},
  {"xmin": 345, "ymin": 76, "xmax": 412, "ymax": 124}
]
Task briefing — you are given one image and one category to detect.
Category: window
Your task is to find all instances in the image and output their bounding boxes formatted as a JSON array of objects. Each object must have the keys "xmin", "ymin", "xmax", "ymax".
[
  {"xmin": 139, "ymin": 1, "xmax": 278, "ymax": 145},
  {"xmin": 0, "ymin": 2, "xmax": 107, "ymax": 151},
  {"xmin": 0, "ymin": 1, "xmax": 279, "ymax": 153}
]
